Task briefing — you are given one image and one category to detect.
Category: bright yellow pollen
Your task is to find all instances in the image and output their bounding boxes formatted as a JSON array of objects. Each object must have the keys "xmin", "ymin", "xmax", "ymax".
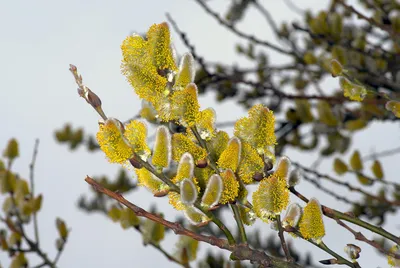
[
  {"xmin": 299, "ymin": 198, "xmax": 325, "ymax": 241},
  {"xmin": 219, "ymin": 170, "xmax": 239, "ymax": 204},
  {"xmin": 121, "ymin": 35, "xmax": 167, "ymax": 106},
  {"xmin": 170, "ymin": 83, "xmax": 200, "ymax": 127},
  {"xmin": 135, "ymin": 168, "xmax": 167, "ymax": 193},
  {"xmin": 252, "ymin": 174, "xmax": 289, "ymax": 223},
  {"xmin": 217, "ymin": 137, "xmax": 241, "ymax": 172},
  {"xmin": 171, "ymin": 133, "xmax": 207, "ymax": 164},
  {"xmin": 147, "ymin": 22, "xmax": 177, "ymax": 71},
  {"xmin": 234, "ymin": 104, "xmax": 276, "ymax": 154},
  {"xmin": 151, "ymin": 126, "xmax": 171, "ymax": 168},
  {"xmin": 168, "ymin": 192, "xmax": 186, "ymax": 211},
  {"xmin": 124, "ymin": 120, "xmax": 151, "ymax": 160},
  {"xmin": 96, "ymin": 120, "xmax": 133, "ymax": 164},
  {"xmin": 238, "ymin": 141, "xmax": 264, "ymax": 184},
  {"xmin": 196, "ymin": 108, "xmax": 216, "ymax": 140}
]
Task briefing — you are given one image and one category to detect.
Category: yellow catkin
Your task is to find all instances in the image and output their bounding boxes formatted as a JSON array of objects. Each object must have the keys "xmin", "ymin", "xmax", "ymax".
[
  {"xmin": 219, "ymin": 170, "xmax": 239, "ymax": 204},
  {"xmin": 151, "ymin": 126, "xmax": 171, "ymax": 168},
  {"xmin": 171, "ymin": 133, "xmax": 207, "ymax": 164},
  {"xmin": 96, "ymin": 119, "xmax": 133, "ymax": 164},
  {"xmin": 146, "ymin": 22, "xmax": 177, "ymax": 71},
  {"xmin": 201, "ymin": 174, "xmax": 223, "ymax": 208},
  {"xmin": 168, "ymin": 192, "xmax": 186, "ymax": 211},
  {"xmin": 196, "ymin": 108, "xmax": 216, "ymax": 140},
  {"xmin": 124, "ymin": 120, "xmax": 151, "ymax": 161},
  {"xmin": 217, "ymin": 137, "xmax": 241, "ymax": 172},
  {"xmin": 170, "ymin": 83, "xmax": 200, "ymax": 127},
  {"xmin": 238, "ymin": 141, "xmax": 264, "ymax": 184},
  {"xmin": 234, "ymin": 104, "xmax": 276, "ymax": 155},
  {"xmin": 207, "ymin": 130, "xmax": 229, "ymax": 162},
  {"xmin": 135, "ymin": 168, "xmax": 167, "ymax": 193},
  {"xmin": 252, "ymin": 174, "xmax": 289, "ymax": 222},
  {"xmin": 299, "ymin": 198, "xmax": 325, "ymax": 242},
  {"xmin": 388, "ymin": 245, "xmax": 400, "ymax": 267},
  {"xmin": 121, "ymin": 35, "xmax": 167, "ymax": 106}
]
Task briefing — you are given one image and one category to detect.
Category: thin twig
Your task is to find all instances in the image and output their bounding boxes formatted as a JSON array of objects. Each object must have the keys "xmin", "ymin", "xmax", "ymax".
[
  {"xmin": 335, "ymin": 219, "xmax": 400, "ymax": 260},
  {"xmin": 289, "ymin": 187, "xmax": 400, "ymax": 246},
  {"xmin": 85, "ymin": 176, "xmax": 303, "ymax": 268},
  {"xmin": 230, "ymin": 204, "xmax": 248, "ymax": 243},
  {"xmin": 29, "ymin": 139, "xmax": 40, "ymax": 245},
  {"xmin": 276, "ymin": 215, "xmax": 293, "ymax": 262},
  {"xmin": 193, "ymin": 0, "xmax": 293, "ymax": 56}
]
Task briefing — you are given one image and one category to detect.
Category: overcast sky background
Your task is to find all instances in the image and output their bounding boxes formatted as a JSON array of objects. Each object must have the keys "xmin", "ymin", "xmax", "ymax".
[{"xmin": 1, "ymin": 0, "xmax": 399, "ymax": 267}]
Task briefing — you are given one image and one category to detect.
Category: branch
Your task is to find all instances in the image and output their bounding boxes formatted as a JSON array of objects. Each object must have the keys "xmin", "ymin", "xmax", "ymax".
[
  {"xmin": 335, "ymin": 219, "xmax": 400, "ymax": 260},
  {"xmin": 289, "ymin": 187, "xmax": 400, "ymax": 246},
  {"xmin": 85, "ymin": 176, "xmax": 303, "ymax": 268},
  {"xmin": 29, "ymin": 139, "xmax": 40, "ymax": 245},
  {"xmin": 193, "ymin": 0, "xmax": 293, "ymax": 56},
  {"xmin": 276, "ymin": 215, "xmax": 293, "ymax": 262}
]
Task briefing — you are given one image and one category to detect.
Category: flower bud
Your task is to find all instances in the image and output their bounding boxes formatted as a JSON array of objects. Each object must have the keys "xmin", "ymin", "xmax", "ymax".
[
  {"xmin": 371, "ymin": 160, "xmax": 383, "ymax": 179},
  {"xmin": 344, "ymin": 244, "xmax": 361, "ymax": 260},
  {"xmin": 174, "ymin": 52, "xmax": 195, "ymax": 90},
  {"xmin": 274, "ymin": 156, "xmax": 291, "ymax": 181},
  {"xmin": 170, "ymin": 83, "xmax": 200, "ymax": 127},
  {"xmin": 385, "ymin": 100, "xmax": 400, "ymax": 118},
  {"xmin": 350, "ymin": 150, "xmax": 363, "ymax": 171},
  {"xmin": 288, "ymin": 170, "xmax": 301, "ymax": 187},
  {"xmin": 333, "ymin": 158, "xmax": 348, "ymax": 175},
  {"xmin": 180, "ymin": 178, "xmax": 198, "ymax": 206},
  {"xmin": 330, "ymin": 59, "xmax": 343, "ymax": 77},
  {"xmin": 3, "ymin": 138, "xmax": 19, "ymax": 160},
  {"xmin": 282, "ymin": 203, "xmax": 302, "ymax": 228},
  {"xmin": 124, "ymin": 120, "xmax": 151, "ymax": 161},
  {"xmin": 174, "ymin": 153, "xmax": 194, "ymax": 183},
  {"xmin": 56, "ymin": 218, "xmax": 68, "ymax": 241},
  {"xmin": 183, "ymin": 206, "xmax": 209, "ymax": 225},
  {"xmin": 201, "ymin": 174, "xmax": 223, "ymax": 208}
]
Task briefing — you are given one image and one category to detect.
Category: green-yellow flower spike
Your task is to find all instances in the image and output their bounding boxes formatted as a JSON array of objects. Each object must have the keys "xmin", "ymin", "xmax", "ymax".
[
  {"xmin": 219, "ymin": 170, "xmax": 239, "ymax": 204},
  {"xmin": 174, "ymin": 52, "xmax": 195, "ymax": 91},
  {"xmin": 151, "ymin": 126, "xmax": 171, "ymax": 169},
  {"xmin": 252, "ymin": 174, "xmax": 289, "ymax": 222},
  {"xmin": 207, "ymin": 130, "xmax": 229, "ymax": 162},
  {"xmin": 135, "ymin": 168, "xmax": 168, "ymax": 194},
  {"xmin": 218, "ymin": 137, "xmax": 241, "ymax": 171},
  {"xmin": 196, "ymin": 108, "xmax": 217, "ymax": 140},
  {"xmin": 170, "ymin": 83, "xmax": 200, "ymax": 127},
  {"xmin": 273, "ymin": 156, "xmax": 291, "ymax": 181},
  {"xmin": 173, "ymin": 153, "xmax": 194, "ymax": 184},
  {"xmin": 172, "ymin": 133, "xmax": 207, "ymax": 164},
  {"xmin": 282, "ymin": 203, "xmax": 302, "ymax": 228},
  {"xmin": 388, "ymin": 245, "xmax": 400, "ymax": 267},
  {"xmin": 119, "ymin": 207, "xmax": 140, "ymax": 229},
  {"xmin": 238, "ymin": 141, "xmax": 264, "ymax": 184},
  {"xmin": 121, "ymin": 34, "xmax": 167, "ymax": 105},
  {"xmin": 96, "ymin": 119, "xmax": 133, "ymax": 164},
  {"xmin": 350, "ymin": 150, "xmax": 363, "ymax": 171},
  {"xmin": 299, "ymin": 198, "xmax": 325, "ymax": 242},
  {"xmin": 124, "ymin": 120, "xmax": 151, "ymax": 161},
  {"xmin": 183, "ymin": 206, "xmax": 209, "ymax": 225},
  {"xmin": 194, "ymin": 166, "xmax": 214, "ymax": 190},
  {"xmin": 234, "ymin": 104, "xmax": 276, "ymax": 154},
  {"xmin": 146, "ymin": 22, "xmax": 177, "ymax": 71},
  {"xmin": 340, "ymin": 77, "xmax": 366, "ymax": 102},
  {"xmin": 201, "ymin": 174, "xmax": 223, "ymax": 208},
  {"xmin": 180, "ymin": 178, "xmax": 198, "ymax": 206},
  {"xmin": 385, "ymin": 100, "xmax": 400, "ymax": 118},
  {"xmin": 168, "ymin": 192, "xmax": 186, "ymax": 211}
]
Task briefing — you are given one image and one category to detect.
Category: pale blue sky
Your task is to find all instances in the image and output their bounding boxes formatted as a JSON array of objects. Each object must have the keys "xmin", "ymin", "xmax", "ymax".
[{"xmin": 1, "ymin": 0, "xmax": 398, "ymax": 267}]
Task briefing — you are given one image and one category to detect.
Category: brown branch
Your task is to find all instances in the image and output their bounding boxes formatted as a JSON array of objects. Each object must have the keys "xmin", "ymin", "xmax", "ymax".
[
  {"xmin": 335, "ymin": 219, "xmax": 400, "ymax": 260},
  {"xmin": 276, "ymin": 215, "xmax": 293, "ymax": 262},
  {"xmin": 85, "ymin": 176, "xmax": 303, "ymax": 268}
]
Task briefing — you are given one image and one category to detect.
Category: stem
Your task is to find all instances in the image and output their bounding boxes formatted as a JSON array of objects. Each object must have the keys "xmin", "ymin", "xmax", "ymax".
[
  {"xmin": 276, "ymin": 215, "xmax": 292, "ymax": 262},
  {"xmin": 29, "ymin": 139, "xmax": 40, "ymax": 246},
  {"xmin": 230, "ymin": 204, "xmax": 247, "ymax": 243}
]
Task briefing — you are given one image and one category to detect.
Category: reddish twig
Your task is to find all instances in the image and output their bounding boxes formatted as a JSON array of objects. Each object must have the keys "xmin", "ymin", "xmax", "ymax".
[{"xmin": 85, "ymin": 176, "xmax": 303, "ymax": 268}]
